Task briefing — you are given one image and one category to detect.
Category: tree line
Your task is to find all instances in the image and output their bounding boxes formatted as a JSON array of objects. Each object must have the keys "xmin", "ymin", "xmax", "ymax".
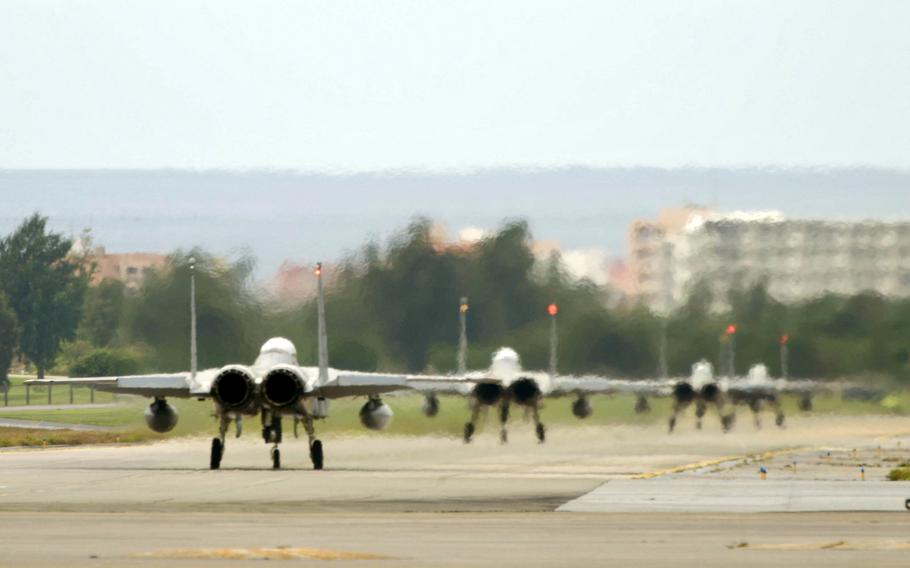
[{"xmin": 0, "ymin": 214, "xmax": 908, "ymax": 386}]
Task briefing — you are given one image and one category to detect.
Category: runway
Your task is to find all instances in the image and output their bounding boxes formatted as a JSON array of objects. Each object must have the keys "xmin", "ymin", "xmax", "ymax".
[{"xmin": 2, "ymin": 415, "xmax": 910, "ymax": 566}]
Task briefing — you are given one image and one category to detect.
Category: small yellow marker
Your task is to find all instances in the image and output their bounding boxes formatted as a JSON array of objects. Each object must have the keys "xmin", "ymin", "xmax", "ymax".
[
  {"xmin": 759, "ymin": 466, "xmax": 768, "ymax": 480},
  {"xmin": 860, "ymin": 465, "xmax": 865, "ymax": 481}
]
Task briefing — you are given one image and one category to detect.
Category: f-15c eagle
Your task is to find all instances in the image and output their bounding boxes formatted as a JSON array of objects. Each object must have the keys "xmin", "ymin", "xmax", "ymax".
[
  {"xmin": 28, "ymin": 261, "xmax": 409, "ymax": 470},
  {"xmin": 406, "ymin": 300, "xmax": 651, "ymax": 443}
]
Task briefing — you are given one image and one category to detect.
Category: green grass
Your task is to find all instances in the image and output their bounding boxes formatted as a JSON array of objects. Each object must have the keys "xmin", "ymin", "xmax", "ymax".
[
  {"xmin": 2, "ymin": 375, "xmax": 116, "ymax": 406},
  {"xmin": 1, "ymin": 390, "xmax": 907, "ymax": 446},
  {"xmin": 0, "ymin": 427, "xmax": 145, "ymax": 448}
]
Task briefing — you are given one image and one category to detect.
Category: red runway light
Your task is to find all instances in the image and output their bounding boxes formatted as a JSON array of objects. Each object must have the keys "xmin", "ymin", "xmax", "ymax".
[{"xmin": 548, "ymin": 303, "xmax": 559, "ymax": 316}]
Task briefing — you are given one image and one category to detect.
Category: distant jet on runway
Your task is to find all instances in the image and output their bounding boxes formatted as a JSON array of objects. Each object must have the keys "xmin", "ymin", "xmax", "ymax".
[{"xmin": 407, "ymin": 300, "xmax": 651, "ymax": 443}]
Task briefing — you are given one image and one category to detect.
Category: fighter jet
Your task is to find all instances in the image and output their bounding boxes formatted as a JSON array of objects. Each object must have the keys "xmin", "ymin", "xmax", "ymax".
[
  {"xmin": 722, "ymin": 363, "xmax": 824, "ymax": 429},
  {"xmin": 407, "ymin": 300, "xmax": 648, "ymax": 443},
  {"xmin": 27, "ymin": 261, "xmax": 409, "ymax": 470},
  {"xmin": 635, "ymin": 360, "xmax": 832, "ymax": 433}
]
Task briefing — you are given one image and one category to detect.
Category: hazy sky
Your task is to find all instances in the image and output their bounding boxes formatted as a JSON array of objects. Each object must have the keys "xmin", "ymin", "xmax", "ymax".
[{"xmin": 2, "ymin": 1, "xmax": 908, "ymax": 171}]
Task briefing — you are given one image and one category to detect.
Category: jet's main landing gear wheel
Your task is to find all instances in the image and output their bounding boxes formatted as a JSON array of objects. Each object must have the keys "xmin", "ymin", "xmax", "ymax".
[
  {"xmin": 210, "ymin": 438, "xmax": 223, "ymax": 470},
  {"xmin": 463, "ymin": 422, "xmax": 475, "ymax": 443},
  {"xmin": 535, "ymin": 423, "xmax": 546, "ymax": 443},
  {"xmin": 310, "ymin": 440, "xmax": 324, "ymax": 470},
  {"xmin": 271, "ymin": 447, "xmax": 281, "ymax": 469}
]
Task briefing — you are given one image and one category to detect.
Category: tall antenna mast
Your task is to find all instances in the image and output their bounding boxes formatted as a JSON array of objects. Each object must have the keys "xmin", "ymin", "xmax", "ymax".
[{"xmin": 189, "ymin": 257, "xmax": 198, "ymax": 381}]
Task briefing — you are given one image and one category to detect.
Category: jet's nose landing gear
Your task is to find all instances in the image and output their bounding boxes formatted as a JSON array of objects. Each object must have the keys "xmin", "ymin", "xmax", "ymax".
[
  {"xmin": 271, "ymin": 446, "xmax": 281, "ymax": 469},
  {"xmin": 263, "ymin": 414, "xmax": 283, "ymax": 469}
]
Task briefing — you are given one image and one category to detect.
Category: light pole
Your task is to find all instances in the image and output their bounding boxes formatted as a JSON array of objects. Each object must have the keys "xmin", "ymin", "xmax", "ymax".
[
  {"xmin": 548, "ymin": 303, "xmax": 558, "ymax": 377},
  {"xmin": 657, "ymin": 318, "xmax": 668, "ymax": 378},
  {"xmin": 724, "ymin": 324, "xmax": 737, "ymax": 377},
  {"xmin": 779, "ymin": 333, "xmax": 790, "ymax": 379}
]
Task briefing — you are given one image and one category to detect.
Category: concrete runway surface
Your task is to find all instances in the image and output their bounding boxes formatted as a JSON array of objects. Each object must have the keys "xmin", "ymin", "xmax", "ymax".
[{"xmin": 2, "ymin": 414, "xmax": 910, "ymax": 567}]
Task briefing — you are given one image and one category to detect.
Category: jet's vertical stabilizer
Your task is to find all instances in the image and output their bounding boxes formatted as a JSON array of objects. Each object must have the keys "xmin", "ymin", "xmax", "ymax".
[
  {"xmin": 189, "ymin": 257, "xmax": 198, "ymax": 383},
  {"xmin": 548, "ymin": 303, "xmax": 559, "ymax": 378},
  {"xmin": 316, "ymin": 262, "xmax": 330, "ymax": 384},
  {"xmin": 457, "ymin": 297, "xmax": 469, "ymax": 375}
]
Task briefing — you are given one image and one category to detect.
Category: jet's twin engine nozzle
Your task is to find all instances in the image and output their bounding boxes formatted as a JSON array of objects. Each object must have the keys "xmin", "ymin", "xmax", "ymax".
[
  {"xmin": 473, "ymin": 382, "xmax": 505, "ymax": 405},
  {"xmin": 508, "ymin": 377, "xmax": 542, "ymax": 405},
  {"xmin": 212, "ymin": 366, "xmax": 257, "ymax": 411},
  {"xmin": 699, "ymin": 382, "xmax": 721, "ymax": 402},
  {"xmin": 672, "ymin": 381, "xmax": 696, "ymax": 404},
  {"xmin": 261, "ymin": 365, "xmax": 307, "ymax": 409}
]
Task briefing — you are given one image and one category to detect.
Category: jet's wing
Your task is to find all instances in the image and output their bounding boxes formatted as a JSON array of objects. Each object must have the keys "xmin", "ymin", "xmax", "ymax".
[
  {"xmin": 25, "ymin": 369, "xmax": 219, "ymax": 398},
  {"xmin": 403, "ymin": 373, "xmax": 499, "ymax": 396},
  {"xmin": 548, "ymin": 376, "xmax": 674, "ymax": 397},
  {"xmin": 317, "ymin": 372, "xmax": 415, "ymax": 399}
]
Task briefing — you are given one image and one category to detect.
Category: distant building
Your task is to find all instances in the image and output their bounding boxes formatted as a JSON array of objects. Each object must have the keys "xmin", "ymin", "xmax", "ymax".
[
  {"xmin": 91, "ymin": 246, "xmax": 167, "ymax": 290},
  {"xmin": 630, "ymin": 207, "xmax": 910, "ymax": 313},
  {"xmin": 271, "ymin": 261, "xmax": 341, "ymax": 305}
]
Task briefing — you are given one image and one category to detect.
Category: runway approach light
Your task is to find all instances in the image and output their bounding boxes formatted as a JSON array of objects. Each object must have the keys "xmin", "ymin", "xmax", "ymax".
[
  {"xmin": 725, "ymin": 324, "xmax": 737, "ymax": 336},
  {"xmin": 315, "ymin": 263, "xmax": 322, "ymax": 276},
  {"xmin": 460, "ymin": 300, "xmax": 469, "ymax": 313},
  {"xmin": 779, "ymin": 333, "xmax": 790, "ymax": 345},
  {"xmin": 548, "ymin": 303, "xmax": 559, "ymax": 317}
]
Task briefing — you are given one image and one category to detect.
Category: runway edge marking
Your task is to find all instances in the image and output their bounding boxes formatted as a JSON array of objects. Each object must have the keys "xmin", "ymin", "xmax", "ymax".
[{"xmin": 630, "ymin": 446, "xmax": 813, "ymax": 480}]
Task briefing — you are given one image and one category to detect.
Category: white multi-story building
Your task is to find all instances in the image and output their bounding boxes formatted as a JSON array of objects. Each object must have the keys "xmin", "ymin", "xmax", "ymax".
[{"xmin": 630, "ymin": 208, "xmax": 910, "ymax": 313}]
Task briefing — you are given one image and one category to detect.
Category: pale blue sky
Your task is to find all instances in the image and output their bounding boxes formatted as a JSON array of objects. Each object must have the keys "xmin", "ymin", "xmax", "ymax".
[{"xmin": 1, "ymin": 1, "xmax": 908, "ymax": 170}]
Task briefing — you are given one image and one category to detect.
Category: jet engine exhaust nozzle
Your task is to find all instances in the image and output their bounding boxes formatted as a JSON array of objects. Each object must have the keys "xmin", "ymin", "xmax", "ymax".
[
  {"xmin": 262, "ymin": 367, "xmax": 306, "ymax": 409},
  {"xmin": 508, "ymin": 377, "xmax": 541, "ymax": 405},
  {"xmin": 212, "ymin": 366, "xmax": 256, "ymax": 410}
]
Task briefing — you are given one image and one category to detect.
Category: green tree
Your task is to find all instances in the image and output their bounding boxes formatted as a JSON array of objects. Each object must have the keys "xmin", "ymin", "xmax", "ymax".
[
  {"xmin": 126, "ymin": 251, "xmax": 264, "ymax": 371},
  {"xmin": 80, "ymin": 278, "xmax": 126, "ymax": 347},
  {"xmin": 0, "ymin": 292, "xmax": 20, "ymax": 387},
  {"xmin": 0, "ymin": 214, "xmax": 89, "ymax": 377},
  {"xmin": 70, "ymin": 348, "xmax": 141, "ymax": 377}
]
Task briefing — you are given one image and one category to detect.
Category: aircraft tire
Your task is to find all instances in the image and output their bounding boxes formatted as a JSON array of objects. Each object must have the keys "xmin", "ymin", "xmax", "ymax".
[
  {"xmin": 311, "ymin": 440, "xmax": 324, "ymax": 470},
  {"xmin": 463, "ymin": 422, "xmax": 475, "ymax": 443},
  {"xmin": 271, "ymin": 447, "xmax": 281, "ymax": 470},
  {"xmin": 210, "ymin": 438, "xmax": 222, "ymax": 470}
]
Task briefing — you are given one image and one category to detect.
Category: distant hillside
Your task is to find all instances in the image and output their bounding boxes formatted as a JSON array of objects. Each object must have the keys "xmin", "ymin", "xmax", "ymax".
[{"xmin": 1, "ymin": 167, "xmax": 907, "ymax": 279}]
